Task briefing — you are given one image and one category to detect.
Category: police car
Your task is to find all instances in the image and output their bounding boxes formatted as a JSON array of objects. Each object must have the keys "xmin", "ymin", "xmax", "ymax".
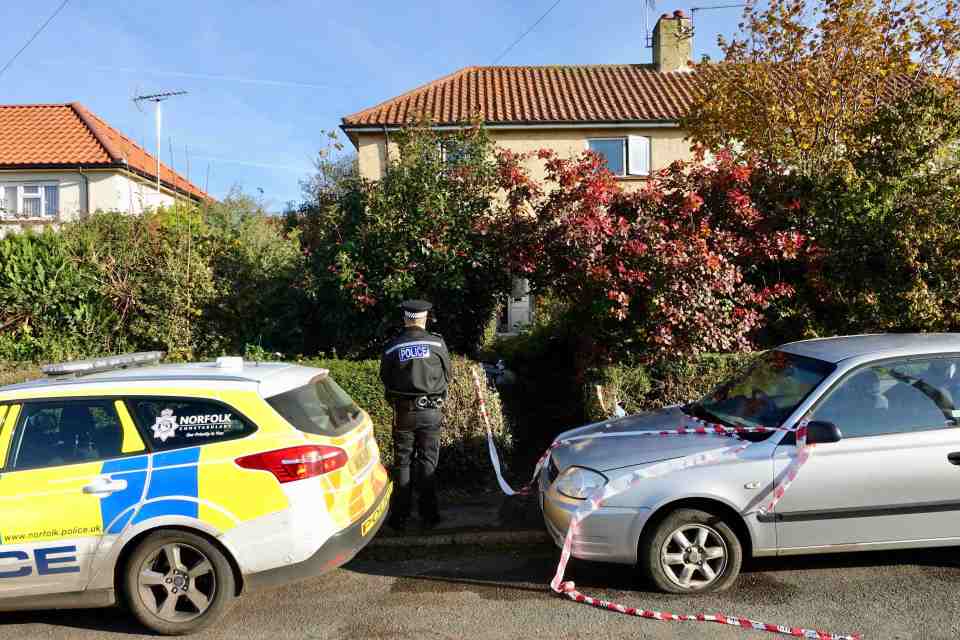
[{"xmin": 0, "ymin": 353, "xmax": 391, "ymax": 634}]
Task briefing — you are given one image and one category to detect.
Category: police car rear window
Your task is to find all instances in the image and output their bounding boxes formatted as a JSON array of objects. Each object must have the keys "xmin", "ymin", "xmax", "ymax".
[{"xmin": 267, "ymin": 375, "xmax": 363, "ymax": 436}]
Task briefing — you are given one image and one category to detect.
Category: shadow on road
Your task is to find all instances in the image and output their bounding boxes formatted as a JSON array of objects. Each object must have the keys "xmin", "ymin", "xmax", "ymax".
[
  {"xmin": 0, "ymin": 605, "xmax": 153, "ymax": 635},
  {"xmin": 348, "ymin": 540, "xmax": 960, "ymax": 598}
]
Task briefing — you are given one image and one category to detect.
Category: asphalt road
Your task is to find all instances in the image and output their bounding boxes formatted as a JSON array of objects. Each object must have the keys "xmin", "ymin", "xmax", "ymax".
[{"xmin": 1, "ymin": 543, "xmax": 959, "ymax": 639}]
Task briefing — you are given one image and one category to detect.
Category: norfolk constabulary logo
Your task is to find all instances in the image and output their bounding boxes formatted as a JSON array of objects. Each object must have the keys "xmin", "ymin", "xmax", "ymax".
[{"xmin": 152, "ymin": 408, "xmax": 179, "ymax": 442}]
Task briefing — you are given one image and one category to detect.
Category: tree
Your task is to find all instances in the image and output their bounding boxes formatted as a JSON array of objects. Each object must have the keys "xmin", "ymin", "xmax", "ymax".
[
  {"xmin": 495, "ymin": 147, "xmax": 807, "ymax": 364},
  {"xmin": 685, "ymin": 0, "xmax": 960, "ymax": 175},
  {"xmin": 795, "ymin": 83, "xmax": 960, "ymax": 333},
  {"xmin": 288, "ymin": 124, "xmax": 514, "ymax": 356}
]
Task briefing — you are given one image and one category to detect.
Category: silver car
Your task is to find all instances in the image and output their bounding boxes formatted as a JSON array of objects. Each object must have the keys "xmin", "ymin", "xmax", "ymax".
[{"xmin": 541, "ymin": 333, "xmax": 960, "ymax": 593}]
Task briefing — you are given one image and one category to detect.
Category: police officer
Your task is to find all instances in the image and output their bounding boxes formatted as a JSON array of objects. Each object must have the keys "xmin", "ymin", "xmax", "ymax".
[{"xmin": 380, "ymin": 299, "xmax": 451, "ymax": 530}]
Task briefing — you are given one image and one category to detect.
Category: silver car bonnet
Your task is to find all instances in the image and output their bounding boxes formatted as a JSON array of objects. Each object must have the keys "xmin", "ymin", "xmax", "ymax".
[{"xmin": 550, "ymin": 406, "xmax": 745, "ymax": 473}]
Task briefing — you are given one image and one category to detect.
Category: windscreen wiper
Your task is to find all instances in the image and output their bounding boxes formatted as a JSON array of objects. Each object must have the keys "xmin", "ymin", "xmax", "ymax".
[{"xmin": 684, "ymin": 402, "xmax": 737, "ymax": 429}]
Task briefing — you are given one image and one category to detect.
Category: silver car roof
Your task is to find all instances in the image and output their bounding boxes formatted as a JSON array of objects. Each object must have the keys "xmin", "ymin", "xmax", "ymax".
[{"xmin": 778, "ymin": 333, "xmax": 960, "ymax": 364}]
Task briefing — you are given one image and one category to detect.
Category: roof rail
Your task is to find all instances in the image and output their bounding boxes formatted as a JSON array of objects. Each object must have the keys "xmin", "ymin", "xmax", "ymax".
[{"xmin": 41, "ymin": 352, "xmax": 166, "ymax": 377}]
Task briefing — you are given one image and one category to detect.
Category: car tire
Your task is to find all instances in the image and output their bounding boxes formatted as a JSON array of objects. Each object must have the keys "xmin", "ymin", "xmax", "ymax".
[
  {"xmin": 122, "ymin": 530, "xmax": 236, "ymax": 635},
  {"xmin": 640, "ymin": 508, "xmax": 742, "ymax": 594}
]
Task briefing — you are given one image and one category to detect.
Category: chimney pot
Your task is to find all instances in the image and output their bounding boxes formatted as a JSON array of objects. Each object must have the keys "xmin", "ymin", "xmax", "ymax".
[{"xmin": 673, "ymin": 9, "xmax": 687, "ymax": 18}]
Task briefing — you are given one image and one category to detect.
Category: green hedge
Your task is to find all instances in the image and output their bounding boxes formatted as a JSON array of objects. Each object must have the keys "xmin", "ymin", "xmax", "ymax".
[{"xmin": 585, "ymin": 352, "xmax": 760, "ymax": 422}]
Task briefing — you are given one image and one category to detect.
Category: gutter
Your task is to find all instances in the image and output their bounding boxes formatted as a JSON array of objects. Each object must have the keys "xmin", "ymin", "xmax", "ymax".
[{"xmin": 341, "ymin": 120, "xmax": 682, "ymax": 135}]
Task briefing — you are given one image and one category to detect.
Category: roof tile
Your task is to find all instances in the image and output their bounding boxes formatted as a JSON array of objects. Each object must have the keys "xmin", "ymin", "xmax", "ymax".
[{"xmin": 342, "ymin": 65, "xmax": 701, "ymax": 127}]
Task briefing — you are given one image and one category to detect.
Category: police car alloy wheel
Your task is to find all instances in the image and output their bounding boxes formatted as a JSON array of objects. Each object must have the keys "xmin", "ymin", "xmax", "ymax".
[
  {"xmin": 639, "ymin": 508, "xmax": 742, "ymax": 594},
  {"xmin": 123, "ymin": 530, "xmax": 236, "ymax": 635}
]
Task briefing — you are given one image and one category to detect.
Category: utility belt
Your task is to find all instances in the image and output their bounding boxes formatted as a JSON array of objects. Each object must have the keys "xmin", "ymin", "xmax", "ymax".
[{"xmin": 392, "ymin": 395, "xmax": 445, "ymax": 411}]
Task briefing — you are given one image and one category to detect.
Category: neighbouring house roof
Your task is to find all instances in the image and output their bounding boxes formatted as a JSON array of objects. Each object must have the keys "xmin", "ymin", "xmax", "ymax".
[
  {"xmin": 0, "ymin": 102, "xmax": 208, "ymax": 201},
  {"xmin": 341, "ymin": 64, "xmax": 700, "ymax": 131}
]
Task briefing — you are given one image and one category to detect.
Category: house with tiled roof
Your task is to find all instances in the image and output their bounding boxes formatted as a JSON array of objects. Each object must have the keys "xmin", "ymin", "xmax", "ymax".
[
  {"xmin": 341, "ymin": 10, "xmax": 696, "ymax": 329},
  {"xmin": 342, "ymin": 11, "xmax": 696, "ymax": 186},
  {"xmin": 0, "ymin": 102, "xmax": 207, "ymax": 234}
]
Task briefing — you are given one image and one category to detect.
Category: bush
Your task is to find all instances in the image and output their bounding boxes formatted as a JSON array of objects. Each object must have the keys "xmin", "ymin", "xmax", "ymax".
[
  {"xmin": 288, "ymin": 124, "xmax": 514, "ymax": 357},
  {"xmin": 495, "ymin": 146, "xmax": 805, "ymax": 366},
  {"xmin": 586, "ymin": 352, "xmax": 760, "ymax": 422},
  {"xmin": 0, "ymin": 195, "xmax": 309, "ymax": 362},
  {"xmin": 58, "ymin": 208, "xmax": 216, "ymax": 360},
  {"xmin": 304, "ymin": 355, "xmax": 510, "ymax": 480},
  {"xmin": 202, "ymin": 193, "xmax": 308, "ymax": 356},
  {"xmin": 0, "ymin": 229, "xmax": 110, "ymax": 361}
]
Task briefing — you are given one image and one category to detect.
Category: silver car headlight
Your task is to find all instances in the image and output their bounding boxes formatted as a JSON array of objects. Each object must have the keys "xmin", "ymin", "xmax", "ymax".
[{"xmin": 554, "ymin": 466, "xmax": 608, "ymax": 500}]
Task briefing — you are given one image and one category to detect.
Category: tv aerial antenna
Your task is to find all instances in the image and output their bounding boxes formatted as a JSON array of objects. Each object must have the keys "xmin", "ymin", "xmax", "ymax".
[
  {"xmin": 132, "ymin": 90, "xmax": 187, "ymax": 194},
  {"xmin": 642, "ymin": 0, "xmax": 657, "ymax": 48}
]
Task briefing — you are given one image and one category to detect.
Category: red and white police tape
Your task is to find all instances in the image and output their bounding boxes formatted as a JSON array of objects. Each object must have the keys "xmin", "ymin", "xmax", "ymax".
[{"xmin": 470, "ymin": 367, "xmax": 857, "ymax": 640}]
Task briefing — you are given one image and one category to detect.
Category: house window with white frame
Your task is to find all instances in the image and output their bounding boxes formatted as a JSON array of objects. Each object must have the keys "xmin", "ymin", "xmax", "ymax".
[
  {"xmin": 587, "ymin": 136, "xmax": 651, "ymax": 177},
  {"xmin": 0, "ymin": 182, "xmax": 60, "ymax": 219}
]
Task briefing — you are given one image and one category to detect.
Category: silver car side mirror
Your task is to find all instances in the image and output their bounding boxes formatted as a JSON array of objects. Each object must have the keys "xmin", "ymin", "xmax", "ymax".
[{"xmin": 806, "ymin": 420, "xmax": 842, "ymax": 444}]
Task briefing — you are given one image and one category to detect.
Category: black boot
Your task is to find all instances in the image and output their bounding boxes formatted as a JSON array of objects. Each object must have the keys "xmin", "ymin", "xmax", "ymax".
[{"xmin": 419, "ymin": 510, "xmax": 445, "ymax": 529}]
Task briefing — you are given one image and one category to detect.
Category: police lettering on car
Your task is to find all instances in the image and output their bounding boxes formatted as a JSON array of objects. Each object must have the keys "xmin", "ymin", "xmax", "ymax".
[{"xmin": 379, "ymin": 299, "xmax": 451, "ymax": 531}]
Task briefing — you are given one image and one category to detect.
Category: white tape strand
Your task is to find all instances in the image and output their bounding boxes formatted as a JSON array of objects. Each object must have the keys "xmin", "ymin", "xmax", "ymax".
[{"xmin": 472, "ymin": 367, "xmax": 550, "ymax": 496}]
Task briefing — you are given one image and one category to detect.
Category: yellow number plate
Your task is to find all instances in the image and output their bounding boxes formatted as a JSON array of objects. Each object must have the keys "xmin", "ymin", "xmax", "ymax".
[{"xmin": 361, "ymin": 483, "xmax": 392, "ymax": 537}]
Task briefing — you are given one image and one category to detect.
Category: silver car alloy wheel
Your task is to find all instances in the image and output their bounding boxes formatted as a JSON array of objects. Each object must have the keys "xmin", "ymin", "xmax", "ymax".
[
  {"xmin": 659, "ymin": 523, "xmax": 728, "ymax": 590},
  {"xmin": 137, "ymin": 543, "xmax": 217, "ymax": 623}
]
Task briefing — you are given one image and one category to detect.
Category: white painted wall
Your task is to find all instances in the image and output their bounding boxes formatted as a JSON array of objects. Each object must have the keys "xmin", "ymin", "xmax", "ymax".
[{"xmin": 86, "ymin": 172, "xmax": 176, "ymax": 215}]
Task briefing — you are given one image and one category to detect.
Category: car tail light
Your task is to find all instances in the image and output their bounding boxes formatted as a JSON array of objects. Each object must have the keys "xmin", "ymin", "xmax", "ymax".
[{"xmin": 236, "ymin": 445, "xmax": 347, "ymax": 483}]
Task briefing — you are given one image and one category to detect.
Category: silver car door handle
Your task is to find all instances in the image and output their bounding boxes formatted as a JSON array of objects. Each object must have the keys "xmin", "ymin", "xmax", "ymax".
[{"xmin": 82, "ymin": 477, "xmax": 128, "ymax": 495}]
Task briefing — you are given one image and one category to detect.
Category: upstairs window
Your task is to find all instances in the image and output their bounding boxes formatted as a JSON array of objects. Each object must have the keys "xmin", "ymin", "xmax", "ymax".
[
  {"xmin": 0, "ymin": 183, "xmax": 60, "ymax": 219},
  {"xmin": 587, "ymin": 136, "xmax": 651, "ymax": 177}
]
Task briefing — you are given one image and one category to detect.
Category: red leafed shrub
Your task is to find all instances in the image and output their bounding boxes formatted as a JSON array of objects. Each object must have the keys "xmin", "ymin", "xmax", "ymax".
[{"xmin": 494, "ymin": 147, "xmax": 809, "ymax": 363}]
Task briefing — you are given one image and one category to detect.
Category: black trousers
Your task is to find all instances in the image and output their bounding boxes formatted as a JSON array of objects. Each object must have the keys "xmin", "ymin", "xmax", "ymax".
[{"xmin": 391, "ymin": 405, "xmax": 441, "ymax": 520}]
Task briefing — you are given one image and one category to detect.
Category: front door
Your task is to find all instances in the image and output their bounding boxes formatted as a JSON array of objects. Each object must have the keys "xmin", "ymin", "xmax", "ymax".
[
  {"xmin": 0, "ymin": 398, "xmax": 139, "ymax": 597},
  {"xmin": 772, "ymin": 356, "xmax": 960, "ymax": 552}
]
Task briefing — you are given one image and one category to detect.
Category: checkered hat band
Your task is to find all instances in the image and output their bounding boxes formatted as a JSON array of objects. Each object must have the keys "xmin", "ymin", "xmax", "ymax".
[{"xmin": 404, "ymin": 310, "xmax": 428, "ymax": 320}]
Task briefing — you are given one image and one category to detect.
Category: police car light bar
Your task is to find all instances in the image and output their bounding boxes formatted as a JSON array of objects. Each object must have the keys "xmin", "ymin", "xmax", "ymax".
[{"xmin": 41, "ymin": 351, "xmax": 166, "ymax": 377}]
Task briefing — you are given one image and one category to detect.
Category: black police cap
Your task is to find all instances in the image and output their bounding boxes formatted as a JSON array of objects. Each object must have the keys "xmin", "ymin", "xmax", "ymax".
[{"xmin": 400, "ymin": 299, "xmax": 432, "ymax": 313}]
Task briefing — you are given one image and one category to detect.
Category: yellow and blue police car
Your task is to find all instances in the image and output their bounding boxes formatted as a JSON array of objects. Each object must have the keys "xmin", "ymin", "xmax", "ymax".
[{"xmin": 0, "ymin": 353, "xmax": 391, "ymax": 634}]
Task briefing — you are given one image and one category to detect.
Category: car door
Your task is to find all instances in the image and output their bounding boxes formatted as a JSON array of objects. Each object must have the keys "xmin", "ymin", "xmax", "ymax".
[
  {"xmin": 771, "ymin": 355, "xmax": 960, "ymax": 552},
  {"xmin": 0, "ymin": 398, "xmax": 144, "ymax": 597}
]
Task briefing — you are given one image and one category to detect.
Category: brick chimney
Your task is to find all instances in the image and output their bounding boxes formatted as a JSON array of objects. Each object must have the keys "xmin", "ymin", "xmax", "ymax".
[{"xmin": 652, "ymin": 9, "xmax": 693, "ymax": 72}]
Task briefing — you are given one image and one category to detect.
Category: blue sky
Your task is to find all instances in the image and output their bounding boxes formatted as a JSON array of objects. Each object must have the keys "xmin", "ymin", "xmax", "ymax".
[{"xmin": 1, "ymin": 1, "xmax": 743, "ymax": 210}]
